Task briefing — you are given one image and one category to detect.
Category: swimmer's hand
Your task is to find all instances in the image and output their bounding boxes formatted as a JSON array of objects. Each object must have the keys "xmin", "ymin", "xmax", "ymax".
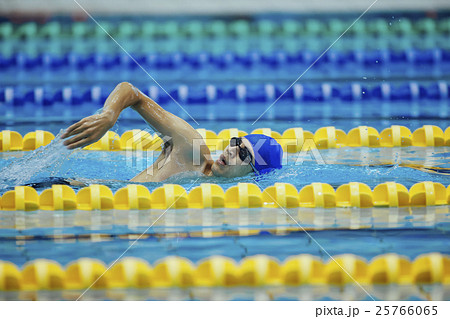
[
  {"xmin": 61, "ymin": 111, "xmax": 115, "ymax": 149},
  {"xmin": 61, "ymin": 82, "xmax": 142, "ymax": 149}
]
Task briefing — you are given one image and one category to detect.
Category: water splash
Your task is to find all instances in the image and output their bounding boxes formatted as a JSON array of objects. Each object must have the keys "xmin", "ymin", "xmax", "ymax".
[{"xmin": 0, "ymin": 130, "xmax": 73, "ymax": 192}]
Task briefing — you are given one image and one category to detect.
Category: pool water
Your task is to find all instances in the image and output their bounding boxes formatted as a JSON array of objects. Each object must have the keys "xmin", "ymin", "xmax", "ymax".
[
  {"xmin": 1, "ymin": 13, "xmax": 450, "ymax": 300},
  {"xmin": 0, "ymin": 128, "xmax": 449, "ymax": 192}
]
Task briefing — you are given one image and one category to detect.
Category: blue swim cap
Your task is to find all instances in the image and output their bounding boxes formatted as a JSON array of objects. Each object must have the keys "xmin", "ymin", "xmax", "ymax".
[{"xmin": 244, "ymin": 134, "xmax": 283, "ymax": 175}]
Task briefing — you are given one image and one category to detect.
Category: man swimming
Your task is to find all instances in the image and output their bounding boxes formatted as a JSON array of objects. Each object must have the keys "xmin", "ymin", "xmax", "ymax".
[{"xmin": 57, "ymin": 82, "xmax": 282, "ymax": 183}]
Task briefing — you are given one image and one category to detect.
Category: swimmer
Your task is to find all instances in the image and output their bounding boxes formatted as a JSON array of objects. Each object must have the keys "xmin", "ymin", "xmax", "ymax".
[{"xmin": 57, "ymin": 82, "xmax": 282, "ymax": 184}]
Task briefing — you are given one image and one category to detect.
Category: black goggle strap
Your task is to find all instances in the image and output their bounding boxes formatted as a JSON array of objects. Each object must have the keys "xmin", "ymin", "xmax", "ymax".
[
  {"xmin": 230, "ymin": 137, "xmax": 258, "ymax": 174},
  {"xmin": 231, "ymin": 137, "xmax": 248, "ymax": 161},
  {"xmin": 230, "ymin": 137, "xmax": 240, "ymax": 147}
]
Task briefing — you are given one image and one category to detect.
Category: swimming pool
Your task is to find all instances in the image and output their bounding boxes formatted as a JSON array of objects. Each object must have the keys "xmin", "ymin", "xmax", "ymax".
[{"xmin": 0, "ymin": 13, "xmax": 449, "ymax": 300}]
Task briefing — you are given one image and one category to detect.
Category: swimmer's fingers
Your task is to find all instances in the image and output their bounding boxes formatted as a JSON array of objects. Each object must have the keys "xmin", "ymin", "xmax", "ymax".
[
  {"xmin": 64, "ymin": 130, "xmax": 97, "ymax": 149},
  {"xmin": 65, "ymin": 138, "xmax": 91, "ymax": 150},
  {"xmin": 63, "ymin": 124, "xmax": 88, "ymax": 141},
  {"xmin": 63, "ymin": 129, "xmax": 89, "ymax": 147},
  {"xmin": 62, "ymin": 119, "xmax": 86, "ymax": 139},
  {"xmin": 65, "ymin": 135, "xmax": 100, "ymax": 150}
]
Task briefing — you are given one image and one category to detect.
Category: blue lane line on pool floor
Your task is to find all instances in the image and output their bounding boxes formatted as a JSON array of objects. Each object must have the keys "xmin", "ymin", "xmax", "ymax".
[{"xmin": 1, "ymin": 228, "xmax": 449, "ymax": 267}]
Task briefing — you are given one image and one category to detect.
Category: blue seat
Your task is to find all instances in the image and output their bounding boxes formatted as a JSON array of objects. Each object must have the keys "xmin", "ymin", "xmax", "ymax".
[
  {"xmin": 407, "ymin": 49, "xmax": 437, "ymax": 64},
  {"xmin": 389, "ymin": 50, "xmax": 408, "ymax": 63},
  {"xmin": 442, "ymin": 49, "xmax": 450, "ymax": 62},
  {"xmin": 363, "ymin": 50, "xmax": 387, "ymax": 66},
  {"xmin": 347, "ymin": 50, "xmax": 365, "ymax": 63},
  {"xmin": 154, "ymin": 52, "xmax": 184, "ymax": 69},
  {"xmin": 274, "ymin": 84, "xmax": 296, "ymax": 101},
  {"xmin": 118, "ymin": 53, "xmax": 145, "ymax": 68},
  {"xmin": 93, "ymin": 53, "xmax": 120, "ymax": 69},
  {"xmin": 71, "ymin": 87, "xmax": 84, "ymax": 105},
  {"xmin": 187, "ymin": 52, "xmax": 211, "ymax": 68},
  {"xmin": 212, "ymin": 51, "xmax": 237, "ymax": 68},
  {"xmin": 371, "ymin": 84, "xmax": 391, "ymax": 100},
  {"xmin": 227, "ymin": 84, "xmax": 268, "ymax": 102},
  {"xmin": 261, "ymin": 50, "xmax": 289, "ymax": 66},
  {"xmin": 237, "ymin": 51, "xmax": 262, "ymax": 66},
  {"xmin": 42, "ymin": 53, "xmax": 67, "ymax": 69},
  {"xmin": 339, "ymin": 83, "xmax": 371, "ymax": 101},
  {"xmin": 12, "ymin": 90, "xmax": 25, "ymax": 106},
  {"xmin": 14, "ymin": 53, "xmax": 41, "ymax": 69},
  {"xmin": 302, "ymin": 84, "xmax": 325, "ymax": 101},
  {"xmin": 290, "ymin": 50, "xmax": 316, "ymax": 64},
  {"xmin": 0, "ymin": 54, "xmax": 13, "ymax": 68},
  {"xmin": 391, "ymin": 82, "xmax": 426, "ymax": 100},
  {"xmin": 22, "ymin": 88, "xmax": 55, "ymax": 106},
  {"xmin": 320, "ymin": 51, "xmax": 347, "ymax": 65},
  {"xmin": 66, "ymin": 53, "xmax": 92, "ymax": 69},
  {"xmin": 52, "ymin": 87, "xmax": 84, "ymax": 105},
  {"xmin": 425, "ymin": 82, "xmax": 449, "ymax": 99}
]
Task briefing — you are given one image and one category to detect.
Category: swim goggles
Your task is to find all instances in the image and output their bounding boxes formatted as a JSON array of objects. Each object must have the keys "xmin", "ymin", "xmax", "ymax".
[{"xmin": 230, "ymin": 137, "xmax": 258, "ymax": 174}]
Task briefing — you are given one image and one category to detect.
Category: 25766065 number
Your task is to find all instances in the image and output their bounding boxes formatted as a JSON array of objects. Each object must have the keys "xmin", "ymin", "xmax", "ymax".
[{"xmin": 376, "ymin": 306, "xmax": 438, "ymax": 316}]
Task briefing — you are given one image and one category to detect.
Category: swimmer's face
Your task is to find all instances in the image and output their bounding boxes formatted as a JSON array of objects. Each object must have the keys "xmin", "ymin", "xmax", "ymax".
[{"xmin": 211, "ymin": 137, "xmax": 255, "ymax": 178}]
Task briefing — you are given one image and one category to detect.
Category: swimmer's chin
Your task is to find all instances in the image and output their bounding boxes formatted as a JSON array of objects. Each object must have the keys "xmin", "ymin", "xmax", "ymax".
[{"xmin": 210, "ymin": 162, "xmax": 227, "ymax": 177}]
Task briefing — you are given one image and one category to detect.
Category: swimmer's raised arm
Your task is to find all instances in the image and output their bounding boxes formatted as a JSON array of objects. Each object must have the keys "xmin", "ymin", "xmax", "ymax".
[{"xmin": 62, "ymin": 82, "xmax": 199, "ymax": 149}]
